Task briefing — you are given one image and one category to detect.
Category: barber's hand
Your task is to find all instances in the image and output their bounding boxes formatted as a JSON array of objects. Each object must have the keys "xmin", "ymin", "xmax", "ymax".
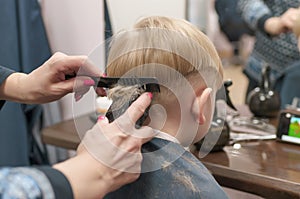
[
  {"xmin": 265, "ymin": 8, "xmax": 299, "ymax": 35},
  {"xmin": 53, "ymin": 92, "xmax": 156, "ymax": 199},
  {"xmin": 25, "ymin": 52, "xmax": 103, "ymax": 103},
  {"xmin": 1, "ymin": 52, "xmax": 103, "ymax": 104}
]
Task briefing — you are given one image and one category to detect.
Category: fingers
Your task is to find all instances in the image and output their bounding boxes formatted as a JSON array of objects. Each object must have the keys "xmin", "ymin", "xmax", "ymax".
[
  {"xmin": 139, "ymin": 126, "xmax": 157, "ymax": 143},
  {"xmin": 77, "ymin": 58, "xmax": 102, "ymax": 77},
  {"xmin": 97, "ymin": 115, "xmax": 109, "ymax": 124},
  {"xmin": 281, "ymin": 8, "xmax": 300, "ymax": 30},
  {"xmin": 113, "ymin": 92, "xmax": 157, "ymax": 140},
  {"xmin": 94, "ymin": 92, "xmax": 156, "ymax": 141},
  {"xmin": 51, "ymin": 52, "xmax": 86, "ymax": 74},
  {"xmin": 95, "ymin": 87, "xmax": 107, "ymax": 96},
  {"xmin": 51, "ymin": 52, "xmax": 102, "ymax": 78},
  {"xmin": 293, "ymin": 11, "xmax": 300, "ymax": 36},
  {"xmin": 124, "ymin": 92, "xmax": 153, "ymax": 123},
  {"xmin": 80, "ymin": 92, "xmax": 156, "ymax": 174},
  {"xmin": 73, "ymin": 76, "xmax": 96, "ymax": 100},
  {"xmin": 76, "ymin": 143, "xmax": 85, "ymax": 154},
  {"xmin": 48, "ymin": 52, "xmax": 105, "ymax": 102}
]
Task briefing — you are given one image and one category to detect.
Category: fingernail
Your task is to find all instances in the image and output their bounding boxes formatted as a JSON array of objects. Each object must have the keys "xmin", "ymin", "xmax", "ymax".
[
  {"xmin": 84, "ymin": 79, "xmax": 95, "ymax": 86},
  {"xmin": 207, "ymin": 88, "xmax": 212, "ymax": 94},
  {"xmin": 102, "ymin": 73, "xmax": 107, "ymax": 77},
  {"xmin": 147, "ymin": 92, "xmax": 153, "ymax": 100},
  {"xmin": 97, "ymin": 115, "xmax": 106, "ymax": 121},
  {"xmin": 75, "ymin": 94, "xmax": 82, "ymax": 102}
]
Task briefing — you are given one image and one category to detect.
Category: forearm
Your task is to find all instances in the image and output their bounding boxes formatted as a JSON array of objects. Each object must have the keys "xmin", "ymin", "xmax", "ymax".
[
  {"xmin": 0, "ymin": 72, "xmax": 33, "ymax": 104},
  {"xmin": 237, "ymin": 0, "xmax": 271, "ymax": 31},
  {"xmin": 0, "ymin": 66, "xmax": 15, "ymax": 108},
  {"xmin": 53, "ymin": 154, "xmax": 112, "ymax": 199}
]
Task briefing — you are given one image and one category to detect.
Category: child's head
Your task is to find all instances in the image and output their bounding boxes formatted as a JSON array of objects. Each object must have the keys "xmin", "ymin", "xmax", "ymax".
[{"xmin": 106, "ymin": 16, "xmax": 223, "ymax": 146}]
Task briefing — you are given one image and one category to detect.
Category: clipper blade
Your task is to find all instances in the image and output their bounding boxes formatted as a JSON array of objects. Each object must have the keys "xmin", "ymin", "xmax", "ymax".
[{"xmin": 96, "ymin": 77, "xmax": 160, "ymax": 93}]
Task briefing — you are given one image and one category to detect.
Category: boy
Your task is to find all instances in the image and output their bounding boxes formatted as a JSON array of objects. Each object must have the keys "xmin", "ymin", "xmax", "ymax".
[{"xmin": 104, "ymin": 16, "xmax": 228, "ymax": 198}]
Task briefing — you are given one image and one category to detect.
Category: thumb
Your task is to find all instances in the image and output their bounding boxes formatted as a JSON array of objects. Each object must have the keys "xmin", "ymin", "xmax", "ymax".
[
  {"xmin": 97, "ymin": 115, "xmax": 109, "ymax": 124},
  {"xmin": 138, "ymin": 126, "xmax": 157, "ymax": 144},
  {"xmin": 76, "ymin": 143, "xmax": 86, "ymax": 154},
  {"xmin": 56, "ymin": 78, "xmax": 76, "ymax": 94}
]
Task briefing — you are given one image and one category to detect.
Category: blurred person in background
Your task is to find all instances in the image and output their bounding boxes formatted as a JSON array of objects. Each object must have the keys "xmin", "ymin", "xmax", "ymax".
[{"xmin": 237, "ymin": 0, "xmax": 300, "ymax": 107}]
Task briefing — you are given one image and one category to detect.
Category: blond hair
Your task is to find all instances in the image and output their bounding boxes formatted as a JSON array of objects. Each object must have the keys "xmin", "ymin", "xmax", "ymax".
[{"xmin": 106, "ymin": 16, "xmax": 223, "ymax": 103}]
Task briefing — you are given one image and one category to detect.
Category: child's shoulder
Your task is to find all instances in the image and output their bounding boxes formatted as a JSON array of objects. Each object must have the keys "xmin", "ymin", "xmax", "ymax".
[{"xmin": 105, "ymin": 138, "xmax": 228, "ymax": 199}]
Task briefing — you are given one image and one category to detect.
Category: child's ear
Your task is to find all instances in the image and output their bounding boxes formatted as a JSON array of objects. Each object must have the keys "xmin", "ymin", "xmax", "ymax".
[{"xmin": 191, "ymin": 88, "xmax": 212, "ymax": 124}]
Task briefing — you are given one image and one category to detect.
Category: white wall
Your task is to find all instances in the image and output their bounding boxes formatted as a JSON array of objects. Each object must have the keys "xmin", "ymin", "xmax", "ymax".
[
  {"xmin": 106, "ymin": 0, "xmax": 186, "ymax": 33},
  {"xmin": 40, "ymin": 0, "xmax": 104, "ymax": 55},
  {"xmin": 205, "ymin": 0, "xmax": 233, "ymax": 58},
  {"xmin": 187, "ymin": 0, "xmax": 209, "ymax": 31},
  {"xmin": 40, "ymin": 0, "xmax": 105, "ymax": 120}
]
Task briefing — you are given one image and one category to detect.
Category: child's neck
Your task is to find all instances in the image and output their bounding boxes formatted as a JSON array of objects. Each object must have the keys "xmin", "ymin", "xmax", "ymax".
[
  {"xmin": 153, "ymin": 129, "xmax": 191, "ymax": 151},
  {"xmin": 154, "ymin": 129, "xmax": 180, "ymax": 144}
]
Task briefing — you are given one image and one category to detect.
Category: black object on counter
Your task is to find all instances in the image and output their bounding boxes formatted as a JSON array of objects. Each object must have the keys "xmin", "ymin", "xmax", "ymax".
[{"xmin": 247, "ymin": 65, "xmax": 281, "ymax": 118}]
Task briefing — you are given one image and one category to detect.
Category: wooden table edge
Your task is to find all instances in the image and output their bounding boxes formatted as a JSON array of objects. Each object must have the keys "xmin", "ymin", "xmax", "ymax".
[{"xmin": 203, "ymin": 162, "xmax": 300, "ymax": 198}]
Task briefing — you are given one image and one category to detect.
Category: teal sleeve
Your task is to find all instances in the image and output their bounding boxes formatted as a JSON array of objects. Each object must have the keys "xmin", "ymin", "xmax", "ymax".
[
  {"xmin": 36, "ymin": 166, "xmax": 74, "ymax": 199},
  {"xmin": 0, "ymin": 65, "xmax": 15, "ymax": 110}
]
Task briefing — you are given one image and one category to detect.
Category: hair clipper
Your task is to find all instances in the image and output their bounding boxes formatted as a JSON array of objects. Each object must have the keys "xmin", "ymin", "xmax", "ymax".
[{"xmin": 99, "ymin": 77, "xmax": 160, "ymax": 128}]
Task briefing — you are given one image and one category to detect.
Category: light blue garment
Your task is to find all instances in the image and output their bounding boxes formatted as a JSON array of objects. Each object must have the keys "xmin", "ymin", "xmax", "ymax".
[
  {"xmin": 0, "ymin": 167, "xmax": 54, "ymax": 199},
  {"xmin": 0, "ymin": 166, "xmax": 74, "ymax": 199}
]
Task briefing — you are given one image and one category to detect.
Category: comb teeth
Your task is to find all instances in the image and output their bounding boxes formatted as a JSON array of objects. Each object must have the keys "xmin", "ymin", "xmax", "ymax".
[{"xmin": 96, "ymin": 77, "xmax": 160, "ymax": 93}]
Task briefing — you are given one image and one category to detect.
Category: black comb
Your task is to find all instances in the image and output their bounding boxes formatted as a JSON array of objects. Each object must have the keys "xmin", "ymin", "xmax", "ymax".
[
  {"xmin": 97, "ymin": 77, "xmax": 160, "ymax": 93},
  {"xmin": 65, "ymin": 75, "xmax": 160, "ymax": 93}
]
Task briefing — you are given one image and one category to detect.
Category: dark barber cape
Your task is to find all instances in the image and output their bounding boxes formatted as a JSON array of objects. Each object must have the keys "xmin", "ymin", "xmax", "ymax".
[
  {"xmin": 0, "ymin": 0, "xmax": 51, "ymax": 166},
  {"xmin": 105, "ymin": 138, "xmax": 228, "ymax": 199}
]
